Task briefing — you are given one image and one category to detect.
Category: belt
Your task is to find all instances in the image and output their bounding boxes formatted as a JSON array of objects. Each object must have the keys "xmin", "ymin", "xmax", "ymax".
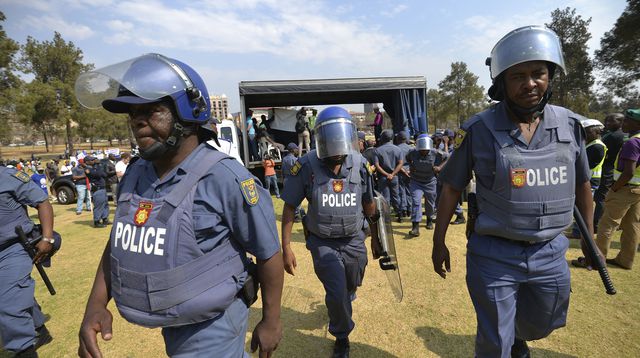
[
  {"xmin": 0, "ymin": 238, "xmax": 20, "ymax": 252},
  {"xmin": 496, "ymin": 236, "xmax": 551, "ymax": 246}
]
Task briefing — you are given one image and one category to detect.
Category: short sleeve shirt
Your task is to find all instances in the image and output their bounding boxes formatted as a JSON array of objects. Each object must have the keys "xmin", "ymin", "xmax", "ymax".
[
  {"xmin": 440, "ymin": 103, "xmax": 590, "ymax": 191},
  {"xmin": 374, "ymin": 143, "xmax": 403, "ymax": 173},
  {"xmin": 131, "ymin": 144, "xmax": 280, "ymax": 260},
  {"xmin": 616, "ymin": 131, "xmax": 640, "ymax": 171}
]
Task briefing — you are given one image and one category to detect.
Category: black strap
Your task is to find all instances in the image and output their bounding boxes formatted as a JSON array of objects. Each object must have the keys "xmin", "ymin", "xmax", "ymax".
[{"xmin": 0, "ymin": 238, "xmax": 20, "ymax": 252}]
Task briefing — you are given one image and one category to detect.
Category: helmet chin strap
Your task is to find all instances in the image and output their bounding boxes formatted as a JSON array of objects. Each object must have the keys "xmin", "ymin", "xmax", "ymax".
[
  {"xmin": 505, "ymin": 88, "xmax": 553, "ymax": 123},
  {"xmin": 138, "ymin": 121, "xmax": 185, "ymax": 161}
]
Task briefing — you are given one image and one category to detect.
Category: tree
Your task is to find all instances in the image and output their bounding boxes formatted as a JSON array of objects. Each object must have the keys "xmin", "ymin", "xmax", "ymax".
[
  {"xmin": 427, "ymin": 88, "xmax": 444, "ymax": 131},
  {"xmin": 437, "ymin": 62, "xmax": 486, "ymax": 128},
  {"xmin": 18, "ymin": 32, "xmax": 92, "ymax": 154},
  {"xmin": 14, "ymin": 81, "xmax": 62, "ymax": 151},
  {"xmin": 595, "ymin": 0, "xmax": 640, "ymax": 105},
  {"xmin": 546, "ymin": 8, "xmax": 594, "ymax": 113},
  {"xmin": 0, "ymin": 11, "xmax": 21, "ymax": 147}
]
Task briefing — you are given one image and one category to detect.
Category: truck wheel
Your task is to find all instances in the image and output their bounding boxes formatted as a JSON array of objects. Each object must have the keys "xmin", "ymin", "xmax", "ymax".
[{"xmin": 56, "ymin": 186, "xmax": 75, "ymax": 205}]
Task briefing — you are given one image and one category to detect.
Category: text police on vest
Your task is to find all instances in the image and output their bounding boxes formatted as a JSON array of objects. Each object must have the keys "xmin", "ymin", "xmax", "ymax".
[
  {"xmin": 114, "ymin": 222, "xmax": 166, "ymax": 256},
  {"xmin": 526, "ymin": 166, "xmax": 568, "ymax": 187},
  {"xmin": 322, "ymin": 193, "xmax": 357, "ymax": 207}
]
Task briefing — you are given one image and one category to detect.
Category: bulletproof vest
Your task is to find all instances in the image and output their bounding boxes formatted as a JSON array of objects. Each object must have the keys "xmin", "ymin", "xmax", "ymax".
[
  {"xmin": 408, "ymin": 150, "xmax": 437, "ymax": 182},
  {"xmin": 304, "ymin": 152, "xmax": 365, "ymax": 239},
  {"xmin": 0, "ymin": 167, "xmax": 34, "ymax": 243},
  {"xmin": 110, "ymin": 148, "xmax": 246, "ymax": 328},
  {"xmin": 474, "ymin": 107, "xmax": 578, "ymax": 242},
  {"xmin": 376, "ymin": 143, "xmax": 402, "ymax": 173}
]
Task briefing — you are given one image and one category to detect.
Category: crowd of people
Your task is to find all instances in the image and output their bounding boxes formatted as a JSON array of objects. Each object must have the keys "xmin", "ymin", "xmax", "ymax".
[{"xmin": 1, "ymin": 25, "xmax": 639, "ymax": 358}]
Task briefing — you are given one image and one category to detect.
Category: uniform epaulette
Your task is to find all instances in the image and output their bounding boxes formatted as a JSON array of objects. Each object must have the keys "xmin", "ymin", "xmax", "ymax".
[
  {"xmin": 461, "ymin": 114, "xmax": 484, "ymax": 131},
  {"xmin": 218, "ymin": 158, "xmax": 260, "ymax": 206}
]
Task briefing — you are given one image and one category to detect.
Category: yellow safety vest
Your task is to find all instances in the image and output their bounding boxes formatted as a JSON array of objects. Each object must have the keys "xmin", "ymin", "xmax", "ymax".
[
  {"xmin": 613, "ymin": 132, "xmax": 640, "ymax": 185},
  {"xmin": 585, "ymin": 138, "xmax": 607, "ymax": 179}
]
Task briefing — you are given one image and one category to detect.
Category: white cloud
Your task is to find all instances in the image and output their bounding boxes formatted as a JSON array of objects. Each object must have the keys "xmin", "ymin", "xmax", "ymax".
[
  {"xmin": 2, "ymin": 0, "xmax": 52, "ymax": 11},
  {"xmin": 381, "ymin": 4, "xmax": 408, "ymax": 18},
  {"xmin": 100, "ymin": 0, "xmax": 410, "ymax": 74},
  {"xmin": 106, "ymin": 20, "xmax": 133, "ymax": 32},
  {"xmin": 22, "ymin": 15, "xmax": 94, "ymax": 40}
]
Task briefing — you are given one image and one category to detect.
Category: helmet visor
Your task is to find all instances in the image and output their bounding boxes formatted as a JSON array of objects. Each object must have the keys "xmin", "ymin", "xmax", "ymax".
[
  {"xmin": 314, "ymin": 119, "xmax": 358, "ymax": 159},
  {"xmin": 75, "ymin": 53, "xmax": 193, "ymax": 109}
]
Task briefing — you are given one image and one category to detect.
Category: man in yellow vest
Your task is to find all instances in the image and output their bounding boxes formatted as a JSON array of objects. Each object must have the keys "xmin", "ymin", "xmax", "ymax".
[
  {"xmin": 570, "ymin": 119, "xmax": 607, "ymax": 266},
  {"xmin": 595, "ymin": 109, "xmax": 640, "ymax": 269}
]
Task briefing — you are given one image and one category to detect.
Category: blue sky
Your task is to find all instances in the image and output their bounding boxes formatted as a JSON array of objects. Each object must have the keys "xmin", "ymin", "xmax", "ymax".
[{"xmin": 1, "ymin": 0, "xmax": 628, "ymax": 112}]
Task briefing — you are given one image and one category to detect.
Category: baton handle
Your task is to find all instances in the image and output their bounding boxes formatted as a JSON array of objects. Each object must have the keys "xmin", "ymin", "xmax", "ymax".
[
  {"xmin": 572, "ymin": 207, "xmax": 616, "ymax": 295},
  {"xmin": 15, "ymin": 226, "xmax": 56, "ymax": 296}
]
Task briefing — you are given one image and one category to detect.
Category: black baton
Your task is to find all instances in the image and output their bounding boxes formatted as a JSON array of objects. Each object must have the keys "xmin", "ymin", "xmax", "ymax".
[
  {"xmin": 572, "ymin": 207, "xmax": 616, "ymax": 295},
  {"xmin": 15, "ymin": 226, "xmax": 56, "ymax": 295}
]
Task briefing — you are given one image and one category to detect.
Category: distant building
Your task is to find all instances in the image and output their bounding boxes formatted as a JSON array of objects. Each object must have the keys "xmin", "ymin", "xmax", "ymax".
[{"xmin": 210, "ymin": 94, "xmax": 229, "ymax": 121}]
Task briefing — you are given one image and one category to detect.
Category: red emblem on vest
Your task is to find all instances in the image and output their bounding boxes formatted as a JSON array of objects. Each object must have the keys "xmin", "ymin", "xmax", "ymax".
[
  {"xmin": 333, "ymin": 180, "xmax": 344, "ymax": 193},
  {"xmin": 134, "ymin": 202, "xmax": 153, "ymax": 226},
  {"xmin": 511, "ymin": 168, "xmax": 526, "ymax": 188}
]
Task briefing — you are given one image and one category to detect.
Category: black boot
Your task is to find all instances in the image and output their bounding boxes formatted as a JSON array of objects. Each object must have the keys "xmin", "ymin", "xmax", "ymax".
[
  {"xmin": 396, "ymin": 213, "xmax": 403, "ymax": 223},
  {"xmin": 35, "ymin": 325, "xmax": 53, "ymax": 350},
  {"xmin": 426, "ymin": 217, "xmax": 434, "ymax": 230},
  {"xmin": 333, "ymin": 337, "xmax": 350, "ymax": 358},
  {"xmin": 511, "ymin": 338, "xmax": 530, "ymax": 358},
  {"xmin": 94, "ymin": 220, "xmax": 105, "ymax": 228},
  {"xmin": 102, "ymin": 218, "xmax": 111, "ymax": 225},
  {"xmin": 451, "ymin": 214, "xmax": 466, "ymax": 225},
  {"xmin": 409, "ymin": 222, "xmax": 420, "ymax": 237},
  {"xmin": 15, "ymin": 346, "xmax": 38, "ymax": 358}
]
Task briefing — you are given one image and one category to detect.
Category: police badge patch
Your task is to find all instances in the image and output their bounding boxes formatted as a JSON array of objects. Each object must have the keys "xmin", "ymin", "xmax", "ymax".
[
  {"xmin": 290, "ymin": 161, "xmax": 302, "ymax": 176},
  {"xmin": 454, "ymin": 128, "xmax": 467, "ymax": 149},
  {"xmin": 333, "ymin": 179, "xmax": 344, "ymax": 193},
  {"xmin": 510, "ymin": 168, "xmax": 526, "ymax": 188},
  {"xmin": 134, "ymin": 202, "xmax": 153, "ymax": 226},
  {"xmin": 240, "ymin": 178, "xmax": 259, "ymax": 206},
  {"xmin": 13, "ymin": 171, "xmax": 31, "ymax": 183}
]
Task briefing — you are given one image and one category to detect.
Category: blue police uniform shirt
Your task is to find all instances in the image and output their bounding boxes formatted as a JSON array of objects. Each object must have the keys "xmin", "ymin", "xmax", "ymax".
[
  {"xmin": 374, "ymin": 142, "xmax": 403, "ymax": 172},
  {"xmin": 0, "ymin": 167, "xmax": 48, "ymax": 242},
  {"xmin": 131, "ymin": 144, "xmax": 280, "ymax": 259},
  {"xmin": 281, "ymin": 153, "xmax": 375, "ymax": 215},
  {"xmin": 281, "ymin": 153, "xmax": 296, "ymax": 178},
  {"xmin": 440, "ymin": 102, "xmax": 590, "ymax": 192}
]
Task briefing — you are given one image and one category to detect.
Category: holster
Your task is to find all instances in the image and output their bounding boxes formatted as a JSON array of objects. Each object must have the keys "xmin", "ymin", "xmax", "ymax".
[
  {"xmin": 301, "ymin": 215, "xmax": 310, "ymax": 241},
  {"xmin": 466, "ymin": 193, "xmax": 478, "ymax": 239},
  {"xmin": 240, "ymin": 259, "xmax": 260, "ymax": 308}
]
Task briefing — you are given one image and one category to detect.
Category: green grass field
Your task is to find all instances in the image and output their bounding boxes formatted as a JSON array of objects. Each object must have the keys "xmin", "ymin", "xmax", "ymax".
[{"xmin": 1, "ymin": 197, "xmax": 638, "ymax": 357}]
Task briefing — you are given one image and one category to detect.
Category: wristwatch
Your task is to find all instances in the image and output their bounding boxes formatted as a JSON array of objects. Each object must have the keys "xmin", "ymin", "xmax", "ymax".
[{"xmin": 42, "ymin": 237, "xmax": 55, "ymax": 244}]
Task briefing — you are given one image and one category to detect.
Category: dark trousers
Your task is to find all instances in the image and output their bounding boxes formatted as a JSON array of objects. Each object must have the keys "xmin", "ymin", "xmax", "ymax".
[{"xmin": 594, "ymin": 174, "xmax": 613, "ymax": 230}]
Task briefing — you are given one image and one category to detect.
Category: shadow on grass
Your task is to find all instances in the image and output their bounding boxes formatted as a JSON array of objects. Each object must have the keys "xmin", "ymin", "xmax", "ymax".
[
  {"xmin": 415, "ymin": 326, "xmax": 577, "ymax": 358},
  {"xmin": 248, "ymin": 305, "xmax": 396, "ymax": 357}
]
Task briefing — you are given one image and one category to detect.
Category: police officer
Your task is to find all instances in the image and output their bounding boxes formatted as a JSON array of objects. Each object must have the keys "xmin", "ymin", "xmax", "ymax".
[
  {"xmin": 432, "ymin": 26, "xmax": 596, "ymax": 357},
  {"xmin": 374, "ymin": 129, "xmax": 404, "ymax": 222},
  {"xmin": 75, "ymin": 53, "xmax": 284, "ymax": 357},
  {"xmin": 395, "ymin": 131, "xmax": 413, "ymax": 218},
  {"xmin": 280, "ymin": 107, "xmax": 380, "ymax": 358},
  {"xmin": 84, "ymin": 156, "xmax": 110, "ymax": 228},
  {"xmin": 281, "ymin": 142, "xmax": 303, "ymax": 221},
  {"xmin": 406, "ymin": 134, "xmax": 448, "ymax": 236},
  {"xmin": 0, "ymin": 164, "xmax": 55, "ymax": 357}
]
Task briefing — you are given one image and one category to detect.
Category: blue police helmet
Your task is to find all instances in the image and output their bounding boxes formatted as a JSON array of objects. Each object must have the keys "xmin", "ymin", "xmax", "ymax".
[
  {"xmin": 416, "ymin": 134, "xmax": 433, "ymax": 151},
  {"xmin": 314, "ymin": 106, "xmax": 358, "ymax": 159},
  {"xmin": 76, "ymin": 53, "xmax": 211, "ymax": 123}
]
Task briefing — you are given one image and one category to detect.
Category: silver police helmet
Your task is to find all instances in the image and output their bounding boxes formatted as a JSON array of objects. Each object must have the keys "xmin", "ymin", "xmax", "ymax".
[
  {"xmin": 486, "ymin": 25, "xmax": 566, "ymax": 80},
  {"xmin": 416, "ymin": 134, "xmax": 433, "ymax": 151}
]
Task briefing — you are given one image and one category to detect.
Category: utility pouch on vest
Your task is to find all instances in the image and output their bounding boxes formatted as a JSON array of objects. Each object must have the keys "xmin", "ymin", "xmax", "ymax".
[{"xmin": 241, "ymin": 259, "xmax": 260, "ymax": 308}]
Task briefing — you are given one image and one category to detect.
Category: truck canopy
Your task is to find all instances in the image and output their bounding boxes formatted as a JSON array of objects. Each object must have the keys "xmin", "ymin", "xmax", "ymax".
[{"xmin": 239, "ymin": 76, "xmax": 428, "ymax": 135}]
